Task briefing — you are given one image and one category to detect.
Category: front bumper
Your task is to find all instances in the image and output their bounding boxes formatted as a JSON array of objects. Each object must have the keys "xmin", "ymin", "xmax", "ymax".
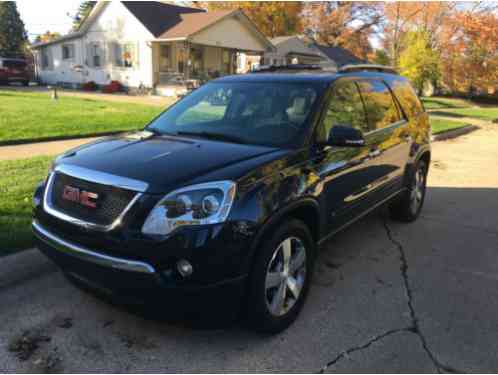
[{"xmin": 32, "ymin": 220, "xmax": 247, "ymax": 310}]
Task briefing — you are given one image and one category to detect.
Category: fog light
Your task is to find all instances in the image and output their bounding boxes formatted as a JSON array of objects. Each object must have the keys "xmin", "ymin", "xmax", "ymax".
[{"xmin": 177, "ymin": 259, "xmax": 193, "ymax": 277}]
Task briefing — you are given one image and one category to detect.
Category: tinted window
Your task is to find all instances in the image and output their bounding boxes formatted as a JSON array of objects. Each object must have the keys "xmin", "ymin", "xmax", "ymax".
[
  {"xmin": 321, "ymin": 80, "xmax": 369, "ymax": 141},
  {"xmin": 389, "ymin": 79, "xmax": 424, "ymax": 118},
  {"xmin": 148, "ymin": 82, "xmax": 319, "ymax": 148},
  {"xmin": 357, "ymin": 80, "xmax": 401, "ymax": 129},
  {"xmin": 3, "ymin": 60, "xmax": 27, "ymax": 69}
]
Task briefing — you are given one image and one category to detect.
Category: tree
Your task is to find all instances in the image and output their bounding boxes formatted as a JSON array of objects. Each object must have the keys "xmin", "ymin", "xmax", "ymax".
[
  {"xmin": 198, "ymin": 2, "xmax": 303, "ymax": 38},
  {"xmin": 383, "ymin": 2, "xmax": 456, "ymax": 67},
  {"xmin": 439, "ymin": 11, "xmax": 498, "ymax": 95},
  {"xmin": 72, "ymin": 1, "xmax": 96, "ymax": 30},
  {"xmin": 34, "ymin": 31, "xmax": 61, "ymax": 44},
  {"xmin": 302, "ymin": 2, "xmax": 383, "ymax": 60},
  {"xmin": 398, "ymin": 31, "xmax": 440, "ymax": 95},
  {"xmin": 0, "ymin": 2, "xmax": 28, "ymax": 57},
  {"xmin": 372, "ymin": 49, "xmax": 390, "ymax": 66}
]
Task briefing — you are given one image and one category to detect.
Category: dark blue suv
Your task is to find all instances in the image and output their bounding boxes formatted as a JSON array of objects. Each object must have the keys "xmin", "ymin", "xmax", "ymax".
[{"xmin": 33, "ymin": 65, "xmax": 430, "ymax": 333}]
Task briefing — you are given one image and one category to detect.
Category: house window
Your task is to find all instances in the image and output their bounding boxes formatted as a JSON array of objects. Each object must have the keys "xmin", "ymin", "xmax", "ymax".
[
  {"xmin": 41, "ymin": 48, "xmax": 52, "ymax": 70},
  {"xmin": 86, "ymin": 43, "xmax": 103, "ymax": 68},
  {"xmin": 114, "ymin": 43, "xmax": 137, "ymax": 68},
  {"xmin": 62, "ymin": 44, "xmax": 75, "ymax": 60},
  {"xmin": 222, "ymin": 50, "xmax": 231, "ymax": 75},
  {"xmin": 159, "ymin": 44, "xmax": 171, "ymax": 71}
]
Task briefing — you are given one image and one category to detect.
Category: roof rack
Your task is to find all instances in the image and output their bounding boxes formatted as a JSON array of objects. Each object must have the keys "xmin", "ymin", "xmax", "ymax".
[
  {"xmin": 338, "ymin": 64, "xmax": 398, "ymax": 74},
  {"xmin": 251, "ymin": 64, "xmax": 324, "ymax": 73}
]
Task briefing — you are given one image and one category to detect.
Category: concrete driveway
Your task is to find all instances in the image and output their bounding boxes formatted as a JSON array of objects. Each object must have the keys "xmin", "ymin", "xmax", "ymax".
[{"xmin": 1, "ymin": 125, "xmax": 497, "ymax": 373}]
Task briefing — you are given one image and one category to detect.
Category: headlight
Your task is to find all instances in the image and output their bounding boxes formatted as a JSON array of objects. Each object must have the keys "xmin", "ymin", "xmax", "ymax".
[{"xmin": 142, "ymin": 181, "xmax": 237, "ymax": 236}]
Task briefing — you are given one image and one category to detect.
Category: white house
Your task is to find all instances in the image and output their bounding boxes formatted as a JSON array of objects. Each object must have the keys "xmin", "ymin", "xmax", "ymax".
[{"xmin": 31, "ymin": 1, "xmax": 274, "ymax": 94}]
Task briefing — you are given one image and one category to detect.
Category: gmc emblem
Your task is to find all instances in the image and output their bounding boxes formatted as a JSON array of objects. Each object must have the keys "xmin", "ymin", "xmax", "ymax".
[{"xmin": 62, "ymin": 185, "xmax": 99, "ymax": 208}]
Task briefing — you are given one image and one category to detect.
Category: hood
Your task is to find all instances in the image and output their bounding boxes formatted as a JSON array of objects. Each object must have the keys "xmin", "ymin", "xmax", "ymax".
[{"xmin": 54, "ymin": 132, "xmax": 282, "ymax": 194}]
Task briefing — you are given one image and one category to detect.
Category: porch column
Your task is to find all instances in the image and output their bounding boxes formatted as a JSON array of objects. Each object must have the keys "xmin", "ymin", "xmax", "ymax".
[{"xmin": 185, "ymin": 41, "xmax": 191, "ymax": 81}]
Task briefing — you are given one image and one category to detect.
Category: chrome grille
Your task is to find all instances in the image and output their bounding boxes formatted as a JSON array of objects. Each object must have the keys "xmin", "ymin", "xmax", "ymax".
[{"xmin": 49, "ymin": 172, "xmax": 137, "ymax": 227}]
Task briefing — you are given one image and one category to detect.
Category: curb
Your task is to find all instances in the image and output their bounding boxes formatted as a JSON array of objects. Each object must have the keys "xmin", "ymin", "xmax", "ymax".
[
  {"xmin": 0, "ymin": 131, "xmax": 126, "ymax": 147},
  {"xmin": 431, "ymin": 124, "xmax": 479, "ymax": 142}
]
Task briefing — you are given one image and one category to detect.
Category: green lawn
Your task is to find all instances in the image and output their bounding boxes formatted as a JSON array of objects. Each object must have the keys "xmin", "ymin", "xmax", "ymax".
[
  {"xmin": 0, "ymin": 90, "xmax": 164, "ymax": 144},
  {"xmin": 0, "ymin": 156, "xmax": 53, "ymax": 255},
  {"xmin": 430, "ymin": 118, "xmax": 469, "ymax": 135},
  {"xmin": 422, "ymin": 97, "xmax": 471, "ymax": 110},
  {"xmin": 431, "ymin": 108, "xmax": 498, "ymax": 121}
]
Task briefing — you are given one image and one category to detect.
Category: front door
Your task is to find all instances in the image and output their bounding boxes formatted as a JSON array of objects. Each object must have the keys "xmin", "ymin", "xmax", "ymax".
[{"xmin": 311, "ymin": 78, "xmax": 380, "ymax": 233}]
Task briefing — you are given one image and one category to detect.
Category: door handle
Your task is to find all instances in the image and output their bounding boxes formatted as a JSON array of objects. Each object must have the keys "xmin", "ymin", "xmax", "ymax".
[{"xmin": 369, "ymin": 149, "xmax": 381, "ymax": 158}]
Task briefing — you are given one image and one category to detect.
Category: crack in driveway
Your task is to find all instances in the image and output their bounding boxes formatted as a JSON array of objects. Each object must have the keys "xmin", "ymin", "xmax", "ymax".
[
  {"xmin": 382, "ymin": 218, "xmax": 463, "ymax": 374},
  {"xmin": 319, "ymin": 216, "xmax": 466, "ymax": 373},
  {"xmin": 318, "ymin": 327, "xmax": 414, "ymax": 373}
]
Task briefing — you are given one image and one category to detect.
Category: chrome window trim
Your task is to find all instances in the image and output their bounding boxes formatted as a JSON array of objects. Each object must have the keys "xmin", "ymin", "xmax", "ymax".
[
  {"xmin": 43, "ymin": 166, "xmax": 144, "ymax": 232},
  {"xmin": 32, "ymin": 220, "xmax": 155, "ymax": 274}
]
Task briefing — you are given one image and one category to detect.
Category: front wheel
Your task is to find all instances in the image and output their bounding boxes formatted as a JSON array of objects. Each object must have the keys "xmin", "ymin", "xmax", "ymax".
[
  {"xmin": 390, "ymin": 159, "xmax": 428, "ymax": 222},
  {"xmin": 247, "ymin": 219, "xmax": 315, "ymax": 333}
]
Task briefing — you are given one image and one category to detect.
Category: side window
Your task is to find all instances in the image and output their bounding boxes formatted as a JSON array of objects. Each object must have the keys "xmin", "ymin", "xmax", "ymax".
[
  {"xmin": 357, "ymin": 80, "xmax": 401, "ymax": 130},
  {"xmin": 322, "ymin": 80, "xmax": 369, "ymax": 140},
  {"xmin": 390, "ymin": 79, "xmax": 424, "ymax": 118}
]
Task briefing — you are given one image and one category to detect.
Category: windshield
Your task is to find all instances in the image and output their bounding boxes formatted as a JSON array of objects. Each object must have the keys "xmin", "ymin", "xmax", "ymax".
[{"xmin": 147, "ymin": 82, "xmax": 320, "ymax": 148}]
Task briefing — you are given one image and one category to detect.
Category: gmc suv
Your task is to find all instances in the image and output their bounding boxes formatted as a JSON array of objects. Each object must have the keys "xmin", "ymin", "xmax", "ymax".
[{"xmin": 33, "ymin": 65, "xmax": 430, "ymax": 333}]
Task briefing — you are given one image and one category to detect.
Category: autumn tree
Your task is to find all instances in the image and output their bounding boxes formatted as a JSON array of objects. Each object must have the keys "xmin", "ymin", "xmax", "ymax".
[
  {"xmin": 440, "ymin": 11, "xmax": 498, "ymax": 95},
  {"xmin": 198, "ymin": 2, "xmax": 303, "ymax": 38},
  {"xmin": 399, "ymin": 31, "xmax": 440, "ymax": 95},
  {"xmin": 383, "ymin": 2, "xmax": 456, "ymax": 67},
  {"xmin": 0, "ymin": 2, "xmax": 28, "ymax": 57},
  {"xmin": 302, "ymin": 2, "xmax": 383, "ymax": 60},
  {"xmin": 34, "ymin": 31, "xmax": 62, "ymax": 44}
]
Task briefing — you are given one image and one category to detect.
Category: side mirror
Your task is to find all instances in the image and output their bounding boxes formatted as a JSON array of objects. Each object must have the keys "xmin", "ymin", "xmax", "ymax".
[{"xmin": 328, "ymin": 125, "xmax": 365, "ymax": 147}]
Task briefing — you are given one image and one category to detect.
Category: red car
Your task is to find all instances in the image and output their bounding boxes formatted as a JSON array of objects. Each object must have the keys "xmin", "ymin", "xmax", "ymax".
[{"xmin": 0, "ymin": 57, "xmax": 31, "ymax": 86}]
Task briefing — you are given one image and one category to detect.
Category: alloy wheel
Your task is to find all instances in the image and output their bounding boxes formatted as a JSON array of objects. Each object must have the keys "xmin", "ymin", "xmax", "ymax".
[
  {"xmin": 410, "ymin": 166, "xmax": 426, "ymax": 214},
  {"xmin": 265, "ymin": 237, "xmax": 307, "ymax": 317}
]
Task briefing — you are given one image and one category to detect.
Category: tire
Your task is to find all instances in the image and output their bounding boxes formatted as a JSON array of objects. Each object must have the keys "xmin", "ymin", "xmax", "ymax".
[
  {"xmin": 246, "ymin": 219, "xmax": 315, "ymax": 333},
  {"xmin": 390, "ymin": 159, "xmax": 428, "ymax": 222},
  {"xmin": 22, "ymin": 80, "xmax": 30, "ymax": 86}
]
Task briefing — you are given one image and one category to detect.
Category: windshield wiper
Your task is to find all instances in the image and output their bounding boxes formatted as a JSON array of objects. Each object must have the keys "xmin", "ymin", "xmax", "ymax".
[{"xmin": 176, "ymin": 131, "xmax": 247, "ymax": 145}]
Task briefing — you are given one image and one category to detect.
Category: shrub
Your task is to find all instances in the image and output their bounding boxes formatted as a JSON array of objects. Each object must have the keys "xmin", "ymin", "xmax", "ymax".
[
  {"xmin": 102, "ymin": 80, "xmax": 123, "ymax": 94},
  {"xmin": 82, "ymin": 81, "xmax": 98, "ymax": 91}
]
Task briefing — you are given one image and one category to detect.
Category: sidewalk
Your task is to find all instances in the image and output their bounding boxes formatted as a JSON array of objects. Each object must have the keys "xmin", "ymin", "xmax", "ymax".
[{"xmin": 0, "ymin": 137, "xmax": 100, "ymax": 161}]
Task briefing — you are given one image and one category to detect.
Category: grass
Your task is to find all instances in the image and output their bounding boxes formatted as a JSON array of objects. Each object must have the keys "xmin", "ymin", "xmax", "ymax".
[
  {"xmin": 422, "ymin": 96, "xmax": 498, "ymax": 122},
  {"xmin": 430, "ymin": 118, "xmax": 469, "ymax": 135},
  {"xmin": 422, "ymin": 97, "xmax": 471, "ymax": 110},
  {"xmin": 0, "ymin": 156, "xmax": 53, "ymax": 255},
  {"xmin": 432, "ymin": 108, "xmax": 498, "ymax": 121},
  {"xmin": 0, "ymin": 90, "xmax": 164, "ymax": 144}
]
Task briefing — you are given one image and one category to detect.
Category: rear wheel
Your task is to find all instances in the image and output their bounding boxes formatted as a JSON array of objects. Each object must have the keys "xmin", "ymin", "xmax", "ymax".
[
  {"xmin": 390, "ymin": 159, "xmax": 428, "ymax": 222},
  {"xmin": 247, "ymin": 219, "xmax": 315, "ymax": 333}
]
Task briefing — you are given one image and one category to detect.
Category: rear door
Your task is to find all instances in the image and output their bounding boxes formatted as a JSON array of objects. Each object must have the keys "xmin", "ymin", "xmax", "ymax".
[{"xmin": 356, "ymin": 79, "xmax": 411, "ymax": 199}]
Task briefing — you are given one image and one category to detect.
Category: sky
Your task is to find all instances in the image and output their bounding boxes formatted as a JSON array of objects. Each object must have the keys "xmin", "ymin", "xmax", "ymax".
[{"xmin": 16, "ymin": 0, "xmax": 82, "ymax": 40}]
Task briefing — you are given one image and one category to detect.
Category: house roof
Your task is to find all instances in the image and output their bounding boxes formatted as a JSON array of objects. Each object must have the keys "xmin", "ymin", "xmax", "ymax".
[
  {"xmin": 32, "ymin": 2, "xmax": 272, "ymax": 51},
  {"xmin": 158, "ymin": 10, "xmax": 235, "ymax": 39},
  {"xmin": 270, "ymin": 36, "xmax": 323, "ymax": 58},
  {"xmin": 121, "ymin": 1, "xmax": 205, "ymax": 38},
  {"xmin": 313, "ymin": 45, "xmax": 365, "ymax": 66}
]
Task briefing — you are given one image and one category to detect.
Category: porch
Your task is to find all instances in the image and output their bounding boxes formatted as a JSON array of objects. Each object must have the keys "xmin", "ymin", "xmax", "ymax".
[{"xmin": 151, "ymin": 41, "xmax": 259, "ymax": 96}]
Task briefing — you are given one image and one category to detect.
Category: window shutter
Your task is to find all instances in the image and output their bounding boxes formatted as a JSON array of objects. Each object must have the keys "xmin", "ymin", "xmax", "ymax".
[
  {"xmin": 85, "ymin": 43, "xmax": 92, "ymax": 68},
  {"xmin": 106, "ymin": 42, "xmax": 114, "ymax": 67},
  {"xmin": 135, "ymin": 42, "xmax": 140, "ymax": 69}
]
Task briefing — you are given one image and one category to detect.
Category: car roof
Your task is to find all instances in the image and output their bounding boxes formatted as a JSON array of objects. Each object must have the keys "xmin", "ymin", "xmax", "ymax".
[{"xmin": 212, "ymin": 71, "xmax": 404, "ymax": 85}]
